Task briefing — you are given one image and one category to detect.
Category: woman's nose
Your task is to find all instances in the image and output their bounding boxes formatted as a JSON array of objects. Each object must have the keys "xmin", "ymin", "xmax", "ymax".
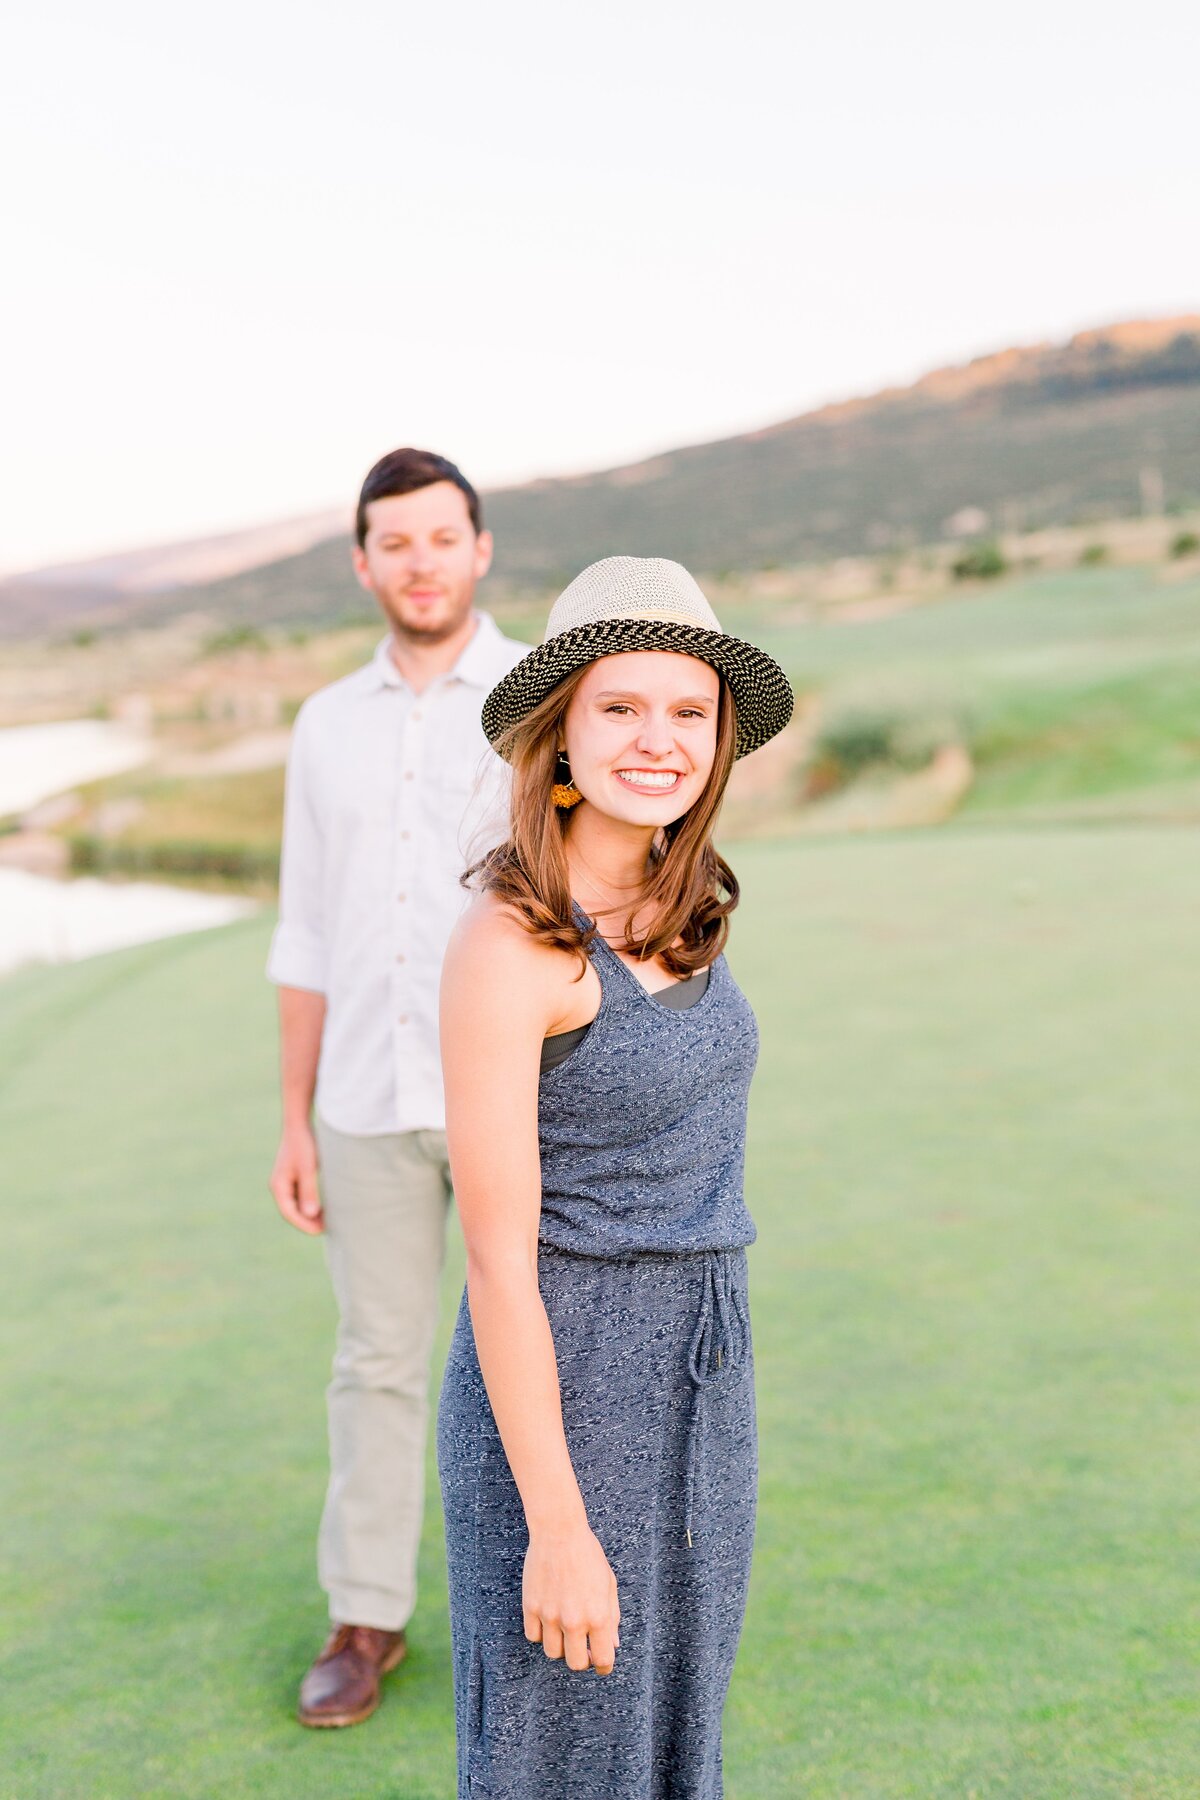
[{"xmin": 635, "ymin": 713, "xmax": 675, "ymax": 756}]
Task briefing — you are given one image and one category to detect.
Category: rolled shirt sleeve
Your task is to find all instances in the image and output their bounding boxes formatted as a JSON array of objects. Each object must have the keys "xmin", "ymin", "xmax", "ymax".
[{"xmin": 266, "ymin": 702, "xmax": 327, "ymax": 993}]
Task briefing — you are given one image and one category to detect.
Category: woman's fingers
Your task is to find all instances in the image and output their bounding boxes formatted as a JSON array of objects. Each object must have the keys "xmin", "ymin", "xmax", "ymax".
[
  {"xmin": 528, "ymin": 1611, "xmax": 617, "ymax": 1673},
  {"xmin": 521, "ymin": 1542, "xmax": 621, "ymax": 1671}
]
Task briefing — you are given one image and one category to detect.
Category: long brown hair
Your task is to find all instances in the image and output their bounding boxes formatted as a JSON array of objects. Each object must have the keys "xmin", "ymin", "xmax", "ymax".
[{"xmin": 466, "ymin": 661, "xmax": 740, "ymax": 975}]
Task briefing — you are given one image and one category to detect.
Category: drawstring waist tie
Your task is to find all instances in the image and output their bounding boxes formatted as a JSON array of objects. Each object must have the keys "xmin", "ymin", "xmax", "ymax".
[{"xmin": 684, "ymin": 1249, "xmax": 750, "ymax": 1548}]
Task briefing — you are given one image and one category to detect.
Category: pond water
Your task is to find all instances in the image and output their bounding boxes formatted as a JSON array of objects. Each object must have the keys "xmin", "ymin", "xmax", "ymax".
[
  {"xmin": 0, "ymin": 720, "xmax": 259, "ymax": 976},
  {"xmin": 0, "ymin": 867, "xmax": 257, "ymax": 977},
  {"xmin": 0, "ymin": 717, "xmax": 154, "ymax": 816}
]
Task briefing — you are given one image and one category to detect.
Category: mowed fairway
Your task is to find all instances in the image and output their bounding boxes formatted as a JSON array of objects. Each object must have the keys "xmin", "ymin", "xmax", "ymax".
[{"xmin": 2, "ymin": 827, "xmax": 1198, "ymax": 1799}]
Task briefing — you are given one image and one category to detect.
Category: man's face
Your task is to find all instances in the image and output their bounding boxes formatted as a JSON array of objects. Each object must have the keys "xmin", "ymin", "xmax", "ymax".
[{"xmin": 352, "ymin": 481, "xmax": 493, "ymax": 644}]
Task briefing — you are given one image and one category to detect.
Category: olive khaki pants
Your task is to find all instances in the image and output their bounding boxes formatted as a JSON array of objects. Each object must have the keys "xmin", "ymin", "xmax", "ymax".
[{"xmin": 314, "ymin": 1116, "xmax": 452, "ymax": 1632}]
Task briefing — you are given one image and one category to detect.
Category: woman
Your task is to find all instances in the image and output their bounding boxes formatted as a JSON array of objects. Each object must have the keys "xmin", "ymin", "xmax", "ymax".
[{"xmin": 437, "ymin": 556, "xmax": 793, "ymax": 1799}]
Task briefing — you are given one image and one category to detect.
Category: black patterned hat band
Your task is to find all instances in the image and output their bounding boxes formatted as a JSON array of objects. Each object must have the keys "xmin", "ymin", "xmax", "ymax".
[{"xmin": 481, "ymin": 556, "xmax": 794, "ymax": 761}]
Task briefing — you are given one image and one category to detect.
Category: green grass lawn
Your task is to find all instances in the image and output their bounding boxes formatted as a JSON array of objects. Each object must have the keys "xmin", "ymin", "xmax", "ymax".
[
  {"xmin": 743, "ymin": 565, "xmax": 1200, "ymax": 823},
  {"xmin": 2, "ymin": 828, "xmax": 1199, "ymax": 1797},
  {"xmin": 962, "ymin": 657, "xmax": 1200, "ymax": 817}
]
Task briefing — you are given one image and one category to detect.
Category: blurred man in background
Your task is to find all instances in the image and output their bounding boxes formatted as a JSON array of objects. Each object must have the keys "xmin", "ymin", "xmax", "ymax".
[{"xmin": 266, "ymin": 449, "xmax": 525, "ymax": 1728}]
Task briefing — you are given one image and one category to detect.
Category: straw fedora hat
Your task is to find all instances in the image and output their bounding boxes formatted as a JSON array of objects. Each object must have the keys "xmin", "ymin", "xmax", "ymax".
[{"xmin": 482, "ymin": 556, "xmax": 794, "ymax": 759}]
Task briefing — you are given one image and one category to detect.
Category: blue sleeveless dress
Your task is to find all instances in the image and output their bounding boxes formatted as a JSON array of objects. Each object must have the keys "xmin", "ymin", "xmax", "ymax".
[{"xmin": 437, "ymin": 919, "xmax": 759, "ymax": 1800}]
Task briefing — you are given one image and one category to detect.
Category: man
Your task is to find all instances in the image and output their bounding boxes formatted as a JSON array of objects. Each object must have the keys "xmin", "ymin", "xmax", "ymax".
[{"xmin": 267, "ymin": 448, "xmax": 526, "ymax": 1728}]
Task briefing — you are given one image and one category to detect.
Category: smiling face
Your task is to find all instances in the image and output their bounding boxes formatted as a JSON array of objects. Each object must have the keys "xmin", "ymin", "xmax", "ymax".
[
  {"xmin": 560, "ymin": 651, "xmax": 722, "ymax": 829},
  {"xmin": 352, "ymin": 480, "xmax": 493, "ymax": 645}
]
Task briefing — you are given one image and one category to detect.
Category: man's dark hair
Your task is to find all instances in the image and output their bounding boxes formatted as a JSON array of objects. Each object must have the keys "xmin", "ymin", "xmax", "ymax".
[{"xmin": 355, "ymin": 448, "xmax": 482, "ymax": 547}]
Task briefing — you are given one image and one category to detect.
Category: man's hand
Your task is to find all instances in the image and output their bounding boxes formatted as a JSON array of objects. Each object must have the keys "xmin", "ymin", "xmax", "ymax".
[{"xmin": 269, "ymin": 1120, "xmax": 324, "ymax": 1235}]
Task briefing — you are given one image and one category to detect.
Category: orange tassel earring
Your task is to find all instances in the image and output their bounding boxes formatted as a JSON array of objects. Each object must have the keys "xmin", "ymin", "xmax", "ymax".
[{"xmin": 551, "ymin": 751, "xmax": 583, "ymax": 809}]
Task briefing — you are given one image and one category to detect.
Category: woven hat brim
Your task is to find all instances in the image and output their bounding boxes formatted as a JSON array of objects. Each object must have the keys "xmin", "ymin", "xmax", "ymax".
[{"xmin": 481, "ymin": 618, "xmax": 794, "ymax": 760}]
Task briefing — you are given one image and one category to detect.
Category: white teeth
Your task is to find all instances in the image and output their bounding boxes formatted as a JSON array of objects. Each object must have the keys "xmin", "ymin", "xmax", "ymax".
[{"xmin": 616, "ymin": 770, "xmax": 680, "ymax": 789}]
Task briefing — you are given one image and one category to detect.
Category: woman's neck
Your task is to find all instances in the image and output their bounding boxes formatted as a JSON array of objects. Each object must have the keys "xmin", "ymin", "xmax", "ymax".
[{"xmin": 563, "ymin": 805, "xmax": 656, "ymax": 919}]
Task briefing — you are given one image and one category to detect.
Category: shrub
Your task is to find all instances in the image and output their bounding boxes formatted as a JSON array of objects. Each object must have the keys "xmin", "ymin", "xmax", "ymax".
[
  {"xmin": 951, "ymin": 540, "xmax": 1007, "ymax": 581},
  {"xmin": 1168, "ymin": 530, "xmax": 1199, "ymax": 560},
  {"xmin": 1079, "ymin": 543, "xmax": 1108, "ymax": 566},
  {"xmin": 68, "ymin": 835, "xmax": 280, "ymax": 885},
  {"xmin": 203, "ymin": 623, "xmax": 268, "ymax": 656},
  {"xmin": 815, "ymin": 704, "xmax": 893, "ymax": 775},
  {"xmin": 810, "ymin": 684, "xmax": 973, "ymax": 789}
]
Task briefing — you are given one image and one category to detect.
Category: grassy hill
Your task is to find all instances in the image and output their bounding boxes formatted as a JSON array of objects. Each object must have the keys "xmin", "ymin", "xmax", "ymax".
[
  {"xmin": 4, "ymin": 316, "xmax": 1199, "ymax": 641},
  {"xmin": 3, "ymin": 827, "xmax": 1199, "ymax": 1796},
  {"xmin": 484, "ymin": 318, "xmax": 1200, "ymax": 583}
]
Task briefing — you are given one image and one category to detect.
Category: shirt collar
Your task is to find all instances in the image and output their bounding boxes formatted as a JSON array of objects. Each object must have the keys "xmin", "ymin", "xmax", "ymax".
[
  {"xmin": 451, "ymin": 611, "xmax": 506, "ymax": 689},
  {"xmin": 369, "ymin": 635, "xmax": 407, "ymax": 690},
  {"xmin": 367, "ymin": 611, "xmax": 503, "ymax": 694}
]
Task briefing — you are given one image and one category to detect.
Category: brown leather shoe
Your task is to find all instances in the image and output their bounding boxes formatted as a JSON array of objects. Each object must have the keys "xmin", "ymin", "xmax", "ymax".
[{"xmin": 297, "ymin": 1624, "xmax": 408, "ymax": 1728}]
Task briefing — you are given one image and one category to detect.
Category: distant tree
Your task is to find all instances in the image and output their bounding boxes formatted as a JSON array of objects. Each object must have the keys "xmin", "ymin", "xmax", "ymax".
[
  {"xmin": 951, "ymin": 540, "xmax": 1007, "ymax": 581},
  {"xmin": 1169, "ymin": 531, "xmax": 1200, "ymax": 559},
  {"xmin": 1079, "ymin": 543, "xmax": 1108, "ymax": 566}
]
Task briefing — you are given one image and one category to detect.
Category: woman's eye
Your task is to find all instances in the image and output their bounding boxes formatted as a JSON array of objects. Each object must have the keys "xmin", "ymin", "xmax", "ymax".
[{"xmin": 604, "ymin": 704, "xmax": 633, "ymax": 714}]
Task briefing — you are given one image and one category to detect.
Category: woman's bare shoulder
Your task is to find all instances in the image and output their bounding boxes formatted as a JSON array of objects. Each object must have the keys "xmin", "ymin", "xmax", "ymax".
[
  {"xmin": 450, "ymin": 892, "xmax": 536, "ymax": 957},
  {"xmin": 445, "ymin": 893, "xmax": 570, "ymax": 998}
]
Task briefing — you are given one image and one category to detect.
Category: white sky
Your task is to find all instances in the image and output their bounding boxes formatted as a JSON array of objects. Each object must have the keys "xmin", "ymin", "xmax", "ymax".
[{"xmin": 1, "ymin": 0, "xmax": 1196, "ymax": 571}]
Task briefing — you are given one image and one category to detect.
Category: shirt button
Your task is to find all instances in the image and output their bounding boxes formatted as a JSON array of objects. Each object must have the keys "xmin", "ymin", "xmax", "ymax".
[
  {"xmin": 400, "ymin": 829, "xmax": 411, "ymax": 840},
  {"xmin": 404, "ymin": 770, "xmax": 415, "ymax": 781},
  {"xmin": 413, "ymin": 710, "xmax": 423, "ymax": 722},
  {"xmin": 395, "ymin": 952, "xmax": 406, "ymax": 964},
  {"xmin": 396, "ymin": 892, "xmax": 407, "ymax": 903},
  {"xmin": 397, "ymin": 1014, "xmax": 408, "ymax": 1025}
]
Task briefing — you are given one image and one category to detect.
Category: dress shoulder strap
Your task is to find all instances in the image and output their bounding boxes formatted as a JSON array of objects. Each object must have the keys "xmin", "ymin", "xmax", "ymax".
[{"xmin": 571, "ymin": 898, "xmax": 721, "ymax": 1004}]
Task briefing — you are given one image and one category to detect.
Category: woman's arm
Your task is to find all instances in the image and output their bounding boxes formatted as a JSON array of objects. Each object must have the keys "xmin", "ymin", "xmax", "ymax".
[{"xmin": 441, "ymin": 902, "xmax": 619, "ymax": 1677}]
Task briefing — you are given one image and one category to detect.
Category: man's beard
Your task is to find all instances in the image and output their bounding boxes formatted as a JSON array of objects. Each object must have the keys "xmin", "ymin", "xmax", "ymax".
[
  {"xmin": 393, "ymin": 615, "xmax": 464, "ymax": 645},
  {"xmin": 386, "ymin": 592, "xmax": 473, "ymax": 646}
]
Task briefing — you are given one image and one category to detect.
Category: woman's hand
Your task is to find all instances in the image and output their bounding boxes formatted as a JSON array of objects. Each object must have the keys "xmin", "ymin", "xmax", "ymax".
[{"xmin": 523, "ymin": 1522, "xmax": 620, "ymax": 1676}]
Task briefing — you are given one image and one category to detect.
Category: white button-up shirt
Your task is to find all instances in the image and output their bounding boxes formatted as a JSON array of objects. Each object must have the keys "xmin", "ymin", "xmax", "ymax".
[{"xmin": 266, "ymin": 611, "xmax": 527, "ymax": 1136}]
